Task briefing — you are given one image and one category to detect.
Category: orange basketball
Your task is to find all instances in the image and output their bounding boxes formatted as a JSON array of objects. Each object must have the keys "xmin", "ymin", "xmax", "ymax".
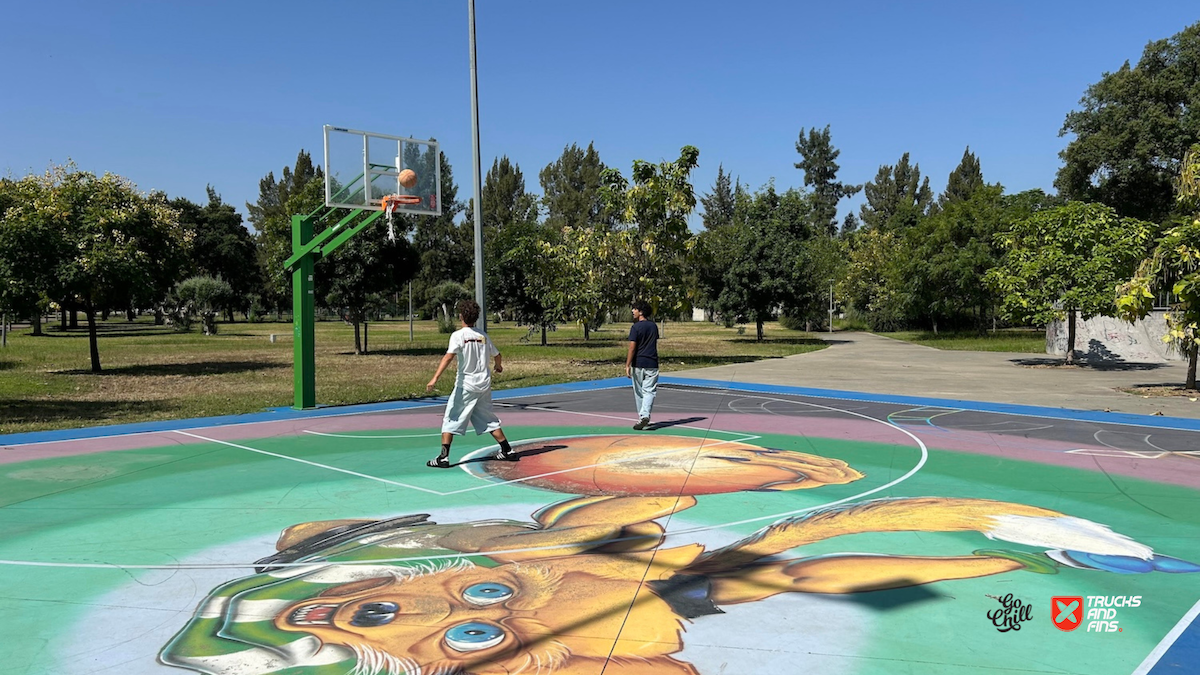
[{"xmin": 398, "ymin": 169, "xmax": 418, "ymax": 188}]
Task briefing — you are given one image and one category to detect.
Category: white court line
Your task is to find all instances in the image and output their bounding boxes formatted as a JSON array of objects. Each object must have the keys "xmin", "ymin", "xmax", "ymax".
[
  {"xmin": 1132, "ymin": 597, "xmax": 1200, "ymax": 675},
  {"xmin": 170, "ymin": 430, "xmax": 442, "ymax": 495},
  {"xmin": 302, "ymin": 430, "xmax": 441, "ymax": 439}
]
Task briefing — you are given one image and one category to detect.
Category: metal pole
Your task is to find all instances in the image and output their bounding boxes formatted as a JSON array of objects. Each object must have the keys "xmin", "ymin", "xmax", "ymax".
[
  {"xmin": 292, "ymin": 215, "xmax": 316, "ymax": 409},
  {"xmin": 828, "ymin": 280, "xmax": 834, "ymax": 334},
  {"xmin": 408, "ymin": 281, "xmax": 414, "ymax": 342},
  {"xmin": 468, "ymin": 0, "xmax": 487, "ymax": 332}
]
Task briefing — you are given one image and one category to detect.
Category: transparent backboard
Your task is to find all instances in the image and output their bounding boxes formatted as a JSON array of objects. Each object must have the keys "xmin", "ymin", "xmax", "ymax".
[{"xmin": 323, "ymin": 125, "xmax": 442, "ymax": 215}]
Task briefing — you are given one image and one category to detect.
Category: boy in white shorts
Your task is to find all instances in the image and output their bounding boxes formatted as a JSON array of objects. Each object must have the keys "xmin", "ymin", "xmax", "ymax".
[{"xmin": 424, "ymin": 299, "xmax": 516, "ymax": 468}]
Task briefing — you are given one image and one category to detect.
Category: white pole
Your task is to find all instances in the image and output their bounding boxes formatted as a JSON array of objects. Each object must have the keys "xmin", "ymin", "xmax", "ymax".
[
  {"xmin": 828, "ymin": 280, "xmax": 834, "ymax": 334},
  {"xmin": 468, "ymin": 0, "xmax": 487, "ymax": 332}
]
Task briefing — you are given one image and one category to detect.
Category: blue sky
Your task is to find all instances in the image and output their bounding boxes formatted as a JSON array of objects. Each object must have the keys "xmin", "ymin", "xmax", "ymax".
[{"xmin": 2, "ymin": 1, "xmax": 1197, "ymax": 229}]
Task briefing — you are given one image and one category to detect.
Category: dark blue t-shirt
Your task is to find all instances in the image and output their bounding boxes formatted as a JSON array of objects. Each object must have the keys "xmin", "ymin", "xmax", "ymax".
[{"xmin": 628, "ymin": 320, "xmax": 659, "ymax": 369}]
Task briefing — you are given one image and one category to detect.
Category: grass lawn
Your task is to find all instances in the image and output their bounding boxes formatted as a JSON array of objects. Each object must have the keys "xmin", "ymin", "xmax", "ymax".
[
  {"xmin": 0, "ymin": 317, "xmax": 826, "ymax": 434},
  {"xmin": 878, "ymin": 328, "xmax": 1045, "ymax": 353}
]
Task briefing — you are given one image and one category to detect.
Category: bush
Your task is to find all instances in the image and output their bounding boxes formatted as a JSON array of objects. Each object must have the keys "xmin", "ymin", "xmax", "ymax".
[{"xmin": 778, "ymin": 314, "xmax": 807, "ymax": 331}]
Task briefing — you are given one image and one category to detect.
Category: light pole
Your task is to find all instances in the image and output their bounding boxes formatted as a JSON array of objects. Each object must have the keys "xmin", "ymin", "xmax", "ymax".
[
  {"xmin": 468, "ymin": 0, "xmax": 487, "ymax": 331},
  {"xmin": 828, "ymin": 279, "xmax": 834, "ymax": 334}
]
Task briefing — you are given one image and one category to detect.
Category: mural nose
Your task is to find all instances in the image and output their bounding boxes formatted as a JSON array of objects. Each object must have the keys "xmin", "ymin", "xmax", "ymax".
[{"xmin": 350, "ymin": 602, "xmax": 399, "ymax": 627}]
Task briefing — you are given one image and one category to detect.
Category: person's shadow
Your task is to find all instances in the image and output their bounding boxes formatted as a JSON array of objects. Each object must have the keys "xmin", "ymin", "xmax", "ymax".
[
  {"xmin": 455, "ymin": 444, "xmax": 568, "ymax": 466},
  {"xmin": 646, "ymin": 417, "xmax": 707, "ymax": 431}
]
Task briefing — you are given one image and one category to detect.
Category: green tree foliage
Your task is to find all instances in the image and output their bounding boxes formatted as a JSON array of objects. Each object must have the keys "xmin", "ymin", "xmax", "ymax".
[
  {"xmin": 539, "ymin": 142, "xmax": 611, "ymax": 231},
  {"xmin": 859, "ymin": 152, "xmax": 933, "ymax": 231},
  {"xmin": 987, "ymin": 202, "xmax": 1156, "ymax": 363},
  {"xmin": 474, "ymin": 156, "xmax": 548, "ymax": 328},
  {"xmin": 0, "ymin": 177, "xmax": 56, "ymax": 335},
  {"xmin": 904, "ymin": 185, "xmax": 1006, "ymax": 333},
  {"xmin": 1117, "ymin": 145, "xmax": 1200, "ymax": 389},
  {"xmin": 1056, "ymin": 21, "xmax": 1200, "ymax": 222},
  {"xmin": 794, "ymin": 125, "xmax": 861, "ymax": 235},
  {"xmin": 173, "ymin": 275, "xmax": 233, "ymax": 335},
  {"xmin": 248, "ymin": 151, "xmax": 323, "ymax": 315},
  {"xmin": 700, "ymin": 164, "xmax": 738, "ymax": 230},
  {"xmin": 547, "ymin": 226, "xmax": 635, "ymax": 341},
  {"xmin": 412, "ymin": 153, "xmax": 471, "ymax": 310},
  {"xmin": 2, "ymin": 166, "xmax": 188, "ymax": 371},
  {"xmin": 172, "ymin": 186, "xmax": 261, "ymax": 317},
  {"xmin": 937, "ymin": 147, "xmax": 985, "ymax": 210},
  {"xmin": 841, "ymin": 228, "xmax": 908, "ymax": 330},
  {"xmin": 700, "ymin": 182, "xmax": 821, "ymax": 340},
  {"xmin": 601, "ymin": 145, "xmax": 701, "ymax": 315}
]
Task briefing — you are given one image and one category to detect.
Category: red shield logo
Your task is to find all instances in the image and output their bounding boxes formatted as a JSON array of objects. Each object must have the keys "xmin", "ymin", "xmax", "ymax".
[{"xmin": 1052, "ymin": 596, "xmax": 1084, "ymax": 631}]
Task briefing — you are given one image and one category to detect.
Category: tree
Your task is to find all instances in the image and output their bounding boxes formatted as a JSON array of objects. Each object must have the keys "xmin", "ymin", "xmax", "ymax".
[
  {"xmin": 0, "ymin": 177, "xmax": 57, "ymax": 336},
  {"xmin": 795, "ymin": 125, "xmax": 861, "ymax": 235},
  {"xmin": 705, "ymin": 182, "xmax": 820, "ymax": 340},
  {"xmin": 859, "ymin": 152, "xmax": 933, "ymax": 231},
  {"xmin": 1056, "ymin": 21, "xmax": 1200, "ymax": 222},
  {"xmin": 249, "ymin": 151, "xmax": 324, "ymax": 316},
  {"xmin": 1117, "ymin": 145, "xmax": 1200, "ymax": 389},
  {"xmin": 490, "ymin": 219, "xmax": 558, "ymax": 342},
  {"xmin": 841, "ymin": 228, "xmax": 908, "ymax": 330},
  {"xmin": 987, "ymin": 202, "xmax": 1156, "ymax": 363},
  {"xmin": 540, "ymin": 142, "xmax": 612, "ymax": 231},
  {"xmin": 904, "ymin": 185, "xmax": 1006, "ymax": 333},
  {"xmin": 173, "ymin": 186, "xmax": 261, "ymax": 318},
  {"xmin": 316, "ymin": 212, "xmax": 417, "ymax": 354},
  {"xmin": 475, "ymin": 156, "xmax": 541, "ymax": 322},
  {"xmin": 546, "ymin": 225, "xmax": 634, "ymax": 341},
  {"xmin": 699, "ymin": 164, "xmax": 738, "ymax": 230},
  {"xmin": 174, "ymin": 276, "xmax": 233, "ymax": 335},
  {"xmin": 412, "ymin": 153, "xmax": 471, "ymax": 308},
  {"xmin": 938, "ymin": 147, "xmax": 985, "ymax": 209},
  {"xmin": 601, "ymin": 145, "xmax": 701, "ymax": 315},
  {"xmin": 4, "ymin": 166, "xmax": 188, "ymax": 371}
]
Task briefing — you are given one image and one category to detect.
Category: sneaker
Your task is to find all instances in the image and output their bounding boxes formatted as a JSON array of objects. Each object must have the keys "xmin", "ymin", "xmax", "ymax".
[
  {"xmin": 632, "ymin": 417, "xmax": 650, "ymax": 430},
  {"xmin": 494, "ymin": 448, "xmax": 519, "ymax": 461}
]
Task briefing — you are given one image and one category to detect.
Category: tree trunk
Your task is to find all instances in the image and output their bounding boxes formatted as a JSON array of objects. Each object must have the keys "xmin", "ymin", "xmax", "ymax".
[
  {"xmin": 86, "ymin": 304, "xmax": 102, "ymax": 372},
  {"xmin": 126, "ymin": 307, "xmax": 135, "ymax": 322},
  {"xmin": 154, "ymin": 308, "xmax": 165, "ymax": 325},
  {"xmin": 353, "ymin": 319, "xmax": 362, "ymax": 354},
  {"xmin": 756, "ymin": 318, "xmax": 764, "ymax": 342},
  {"xmin": 1066, "ymin": 310, "xmax": 1077, "ymax": 364},
  {"xmin": 932, "ymin": 319, "xmax": 938, "ymax": 336},
  {"xmin": 583, "ymin": 321, "xmax": 590, "ymax": 341},
  {"xmin": 541, "ymin": 324, "xmax": 547, "ymax": 346},
  {"xmin": 101, "ymin": 308, "xmax": 109, "ymax": 321},
  {"xmin": 1187, "ymin": 343, "xmax": 1197, "ymax": 391},
  {"xmin": 69, "ymin": 307, "xmax": 79, "ymax": 329},
  {"xmin": 2, "ymin": 313, "xmax": 6, "ymax": 348},
  {"xmin": 60, "ymin": 308, "xmax": 67, "ymax": 330},
  {"xmin": 363, "ymin": 321, "xmax": 369, "ymax": 355},
  {"xmin": 33, "ymin": 312, "xmax": 43, "ymax": 336}
]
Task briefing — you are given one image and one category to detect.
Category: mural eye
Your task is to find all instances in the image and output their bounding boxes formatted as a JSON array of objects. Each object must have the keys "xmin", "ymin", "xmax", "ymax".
[
  {"xmin": 462, "ymin": 582, "xmax": 514, "ymax": 606},
  {"xmin": 445, "ymin": 622, "xmax": 505, "ymax": 652}
]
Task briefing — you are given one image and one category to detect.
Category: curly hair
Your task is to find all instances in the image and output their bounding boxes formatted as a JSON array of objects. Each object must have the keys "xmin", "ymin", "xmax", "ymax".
[{"xmin": 457, "ymin": 299, "xmax": 481, "ymax": 327}]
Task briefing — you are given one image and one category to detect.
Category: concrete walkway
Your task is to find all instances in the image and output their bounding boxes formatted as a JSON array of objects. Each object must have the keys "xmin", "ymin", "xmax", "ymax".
[{"xmin": 672, "ymin": 331, "xmax": 1200, "ymax": 418}]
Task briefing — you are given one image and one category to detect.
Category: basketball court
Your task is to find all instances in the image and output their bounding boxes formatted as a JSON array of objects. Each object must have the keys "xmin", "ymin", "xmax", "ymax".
[{"xmin": 2, "ymin": 377, "xmax": 1198, "ymax": 675}]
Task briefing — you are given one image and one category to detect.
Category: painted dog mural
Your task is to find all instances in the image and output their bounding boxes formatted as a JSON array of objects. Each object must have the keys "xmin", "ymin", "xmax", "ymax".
[{"xmin": 160, "ymin": 435, "xmax": 1199, "ymax": 675}]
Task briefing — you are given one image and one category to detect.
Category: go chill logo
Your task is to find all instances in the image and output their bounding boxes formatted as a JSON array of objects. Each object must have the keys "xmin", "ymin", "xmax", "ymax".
[{"xmin": 1052, "ymin": 595, "xmax": 1141, "ymax": 632}]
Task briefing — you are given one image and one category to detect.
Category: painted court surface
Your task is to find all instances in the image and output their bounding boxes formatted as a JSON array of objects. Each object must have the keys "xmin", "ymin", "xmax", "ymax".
[{"xmin": 1, "ymin": 378, "xmax": 1198, "ymax": 675}]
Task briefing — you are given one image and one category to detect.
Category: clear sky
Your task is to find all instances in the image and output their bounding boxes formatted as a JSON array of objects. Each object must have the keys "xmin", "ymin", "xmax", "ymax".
[{"xmin": 2, "ymin": 1, "xmax": 1197, "ymax": 229}]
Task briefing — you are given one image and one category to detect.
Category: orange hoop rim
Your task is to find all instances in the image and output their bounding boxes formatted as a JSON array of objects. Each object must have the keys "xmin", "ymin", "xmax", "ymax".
[{"xmin": 382, "ymin": 194, "xmax": 422, "ymax": 209}]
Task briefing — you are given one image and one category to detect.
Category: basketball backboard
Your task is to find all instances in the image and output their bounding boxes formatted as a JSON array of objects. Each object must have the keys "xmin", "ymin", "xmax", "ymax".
[{"xmin": 323, "ymin": 125, "xmax": 442, "ymax": 216}]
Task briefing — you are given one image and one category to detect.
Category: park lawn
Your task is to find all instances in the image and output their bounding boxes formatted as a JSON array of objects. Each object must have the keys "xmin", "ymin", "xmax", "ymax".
[
  {"xmin": 0, "ymin": 317, "xmax": 826, "ymax": 434},
  {"xmin": 878, "ymin": 328, "xmax": 1045, "ymax": 352}
]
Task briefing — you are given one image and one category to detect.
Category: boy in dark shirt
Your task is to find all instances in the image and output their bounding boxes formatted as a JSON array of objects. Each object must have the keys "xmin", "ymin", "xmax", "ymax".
[{"xmin": 625, "ymin": 300, "xmax": 660, "ymax": 430}]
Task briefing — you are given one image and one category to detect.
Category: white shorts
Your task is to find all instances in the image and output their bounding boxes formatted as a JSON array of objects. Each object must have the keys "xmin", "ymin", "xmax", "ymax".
[{"xmin": 441, "ymin": 387, "xmax": 502, "ymax": 436}]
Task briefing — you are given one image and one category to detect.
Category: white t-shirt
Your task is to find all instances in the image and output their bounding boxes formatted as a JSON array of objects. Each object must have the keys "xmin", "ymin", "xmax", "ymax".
[{"xmin": 447, "ymin": 327, "xmax": 499, "ymax": 393}]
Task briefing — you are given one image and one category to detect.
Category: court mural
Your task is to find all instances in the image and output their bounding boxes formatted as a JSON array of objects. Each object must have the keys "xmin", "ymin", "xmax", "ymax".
[{"xmin": 158, "ymin": 434, "xmax": 1200, "ymax": 675}]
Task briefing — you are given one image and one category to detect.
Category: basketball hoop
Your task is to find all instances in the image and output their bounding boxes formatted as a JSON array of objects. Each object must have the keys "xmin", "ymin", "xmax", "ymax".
[{"xmin": 381, "ymin": 194, "xmax": 421, "ymax": 240}]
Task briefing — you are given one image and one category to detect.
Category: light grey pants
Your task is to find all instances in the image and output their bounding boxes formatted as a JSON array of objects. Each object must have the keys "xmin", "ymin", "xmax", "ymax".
[{"xmin": 631, "ymin": 367, "xmax": 659, "ymax": 420}]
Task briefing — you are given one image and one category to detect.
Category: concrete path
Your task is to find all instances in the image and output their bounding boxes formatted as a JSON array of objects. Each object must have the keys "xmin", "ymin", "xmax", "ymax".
[{"xmin": 673, "ymin": 331, "xmax": 1200, "ymax": 418}]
